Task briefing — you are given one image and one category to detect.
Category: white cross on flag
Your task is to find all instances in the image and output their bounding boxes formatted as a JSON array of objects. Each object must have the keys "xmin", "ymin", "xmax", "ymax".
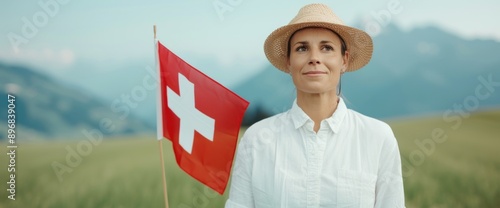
[{"xmin": 156, "ymin": 41, "xmax": 249, "ymax": 194}]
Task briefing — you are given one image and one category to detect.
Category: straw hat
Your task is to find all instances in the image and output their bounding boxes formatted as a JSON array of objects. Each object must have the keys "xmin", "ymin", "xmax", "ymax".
[{"xmin": 264, "ymin": 3, "xmax": 373, "ymax": 73}]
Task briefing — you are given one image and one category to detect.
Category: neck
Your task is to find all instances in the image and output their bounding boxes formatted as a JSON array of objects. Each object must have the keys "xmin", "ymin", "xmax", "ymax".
[{"xmin": 296, "ymin": 90, "xmax": 339, "ymax": 132}]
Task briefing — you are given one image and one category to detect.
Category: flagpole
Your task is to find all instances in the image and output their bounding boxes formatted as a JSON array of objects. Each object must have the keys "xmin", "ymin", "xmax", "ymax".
[
  {"xmin": 154, "ymin": 24, "xmax": 170, "ymax": 208},
  {"xmin": 159, "ymin": 140, "xmax": 169, "ymax": 208}
]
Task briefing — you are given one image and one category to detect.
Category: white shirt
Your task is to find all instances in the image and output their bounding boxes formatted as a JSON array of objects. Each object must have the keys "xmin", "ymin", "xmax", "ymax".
[{"xmin": 225, "ymin": 98, "xmax": 405, "ymax": 208}]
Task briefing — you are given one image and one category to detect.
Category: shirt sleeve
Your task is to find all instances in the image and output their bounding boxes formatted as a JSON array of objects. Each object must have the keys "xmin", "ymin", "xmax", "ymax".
[
  {"xmin": 374, "ymin": 128, "xmax": 406, "ymax": 208},
  {"xmin": 225, "ymin": 133, "xmax": 255, "ymax": 208}
]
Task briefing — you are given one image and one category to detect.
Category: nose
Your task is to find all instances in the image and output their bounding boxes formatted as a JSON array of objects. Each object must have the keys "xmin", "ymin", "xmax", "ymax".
[
  {"xmin": 308, "ymin": 58, "xmax": 320, "ymax": 65},
  {"xmin": 308, "ymin": 50, "xmax": 321, "ymax": 65}
]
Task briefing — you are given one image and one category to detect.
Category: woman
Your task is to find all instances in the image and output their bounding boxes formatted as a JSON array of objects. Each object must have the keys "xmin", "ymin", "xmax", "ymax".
[{"xmin": 226, "ymin": 4, "xmax": 405, "ymax": 208}]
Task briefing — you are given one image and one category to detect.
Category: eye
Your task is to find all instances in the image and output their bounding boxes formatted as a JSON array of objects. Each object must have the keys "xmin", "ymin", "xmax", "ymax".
[
  {"xmin": 295, "ymin": 45, "xmax": 307, "ymax": 52},
  {"xmin": 321, "ymin": 45, "xmax": 334, "ymax": 51}
]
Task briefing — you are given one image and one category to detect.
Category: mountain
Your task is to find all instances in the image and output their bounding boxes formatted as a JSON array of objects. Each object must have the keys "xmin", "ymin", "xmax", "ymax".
[
  {"xmin": 8, "ymin": 23, "xmax": 498, "ymax": 134},
  {"xmin": 233, "ymin": 24, "xmax": 500, "ymax": 124},
  {"xmin": 0, "ymin": 63, "xmax": 154, "ymax": 140},
  {"xmin": 231, "ymin": 65, "xmax": 295, "ymax": 125}
]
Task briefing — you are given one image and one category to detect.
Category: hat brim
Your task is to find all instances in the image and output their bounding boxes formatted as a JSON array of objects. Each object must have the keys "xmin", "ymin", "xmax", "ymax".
[{"xmin": 264, "ymin": 22, "xmax": 373, "ymax": 72}]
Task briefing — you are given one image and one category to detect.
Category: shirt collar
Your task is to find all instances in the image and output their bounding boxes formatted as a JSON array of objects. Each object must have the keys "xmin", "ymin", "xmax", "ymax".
[
  {"xmin": 326, "ymin": 97, "xmax": 347, "ymax": 133},
  {"xmin": 290, "ymin": 99, "xmax": 310, "ymax": 129},
  {"xmin": 289, "ymin": 97, "xmax": 347, "ymax": 133}
]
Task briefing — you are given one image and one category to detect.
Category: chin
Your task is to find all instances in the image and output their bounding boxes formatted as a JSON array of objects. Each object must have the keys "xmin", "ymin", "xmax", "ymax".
[{"xmin": 298, "ymin": 87, "xmax": 335, "ymax": 95}]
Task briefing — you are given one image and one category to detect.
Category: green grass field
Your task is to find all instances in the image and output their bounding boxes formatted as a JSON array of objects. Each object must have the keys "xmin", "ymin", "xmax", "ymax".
[{"xmin": 1, "ymin": 110, "xmax": 499, "ymax": 208}]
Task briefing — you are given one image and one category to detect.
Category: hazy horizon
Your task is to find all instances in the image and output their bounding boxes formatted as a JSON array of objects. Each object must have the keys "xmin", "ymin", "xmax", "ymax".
[{"xmin": 1, "ymin": 0, "xmax": 500, "ymax": 89}]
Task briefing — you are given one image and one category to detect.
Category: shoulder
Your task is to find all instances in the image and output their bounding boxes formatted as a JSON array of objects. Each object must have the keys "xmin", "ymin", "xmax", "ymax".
[
  {"xmin": 348, "ymin": 110, "xmax": 392, "ymax": 132},
  {"xmin": 345, "ymin": 109, "xmax": 398, "ymax": 147},
  {"xmin": 243, "ymin": 112, "xmax": 287, "ymax": 138},
  {"xmin": 238, "ymin": 111, "xmax": 289, "ymax": 146}
]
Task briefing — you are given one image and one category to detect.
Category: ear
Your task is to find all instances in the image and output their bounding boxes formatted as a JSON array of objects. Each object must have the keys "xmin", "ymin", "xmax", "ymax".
[
  {"xmin": 342, "ymin": 51, "xmax": 349, "ymax": 72},
  {"xmin": 286, "ymin": 57, "xmax": 292, "ymax": 74}
]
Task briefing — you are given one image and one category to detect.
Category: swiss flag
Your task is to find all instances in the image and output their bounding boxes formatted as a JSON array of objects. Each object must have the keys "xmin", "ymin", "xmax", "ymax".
[{"xmin": 156, "ymin": 41, "xmax": 249, "ymax": 194}]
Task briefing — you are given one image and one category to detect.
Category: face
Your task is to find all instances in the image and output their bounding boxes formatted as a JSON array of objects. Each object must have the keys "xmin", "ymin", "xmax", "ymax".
[{"xmin": 287, "ymin": 27, "xmax": 349, "ymax": 95}]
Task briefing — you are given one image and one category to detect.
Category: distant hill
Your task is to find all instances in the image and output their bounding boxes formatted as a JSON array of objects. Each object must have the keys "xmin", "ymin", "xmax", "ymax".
[
  {"xmin": 5, "ymin": 24, "xmax": 499, "ymax": 131},
  {"xmin": 233, "ymin": 24, "xmax": 500, "ymax": 124},
  {"xmin": 0, "ymin": 63, "xmax": 154, "ymax": 140}
]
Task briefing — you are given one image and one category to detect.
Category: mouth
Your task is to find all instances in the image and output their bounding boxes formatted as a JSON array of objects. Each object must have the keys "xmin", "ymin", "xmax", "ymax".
[{"xmin": 302, "ymin": 71, "xmax": 327, "ymax": 76}]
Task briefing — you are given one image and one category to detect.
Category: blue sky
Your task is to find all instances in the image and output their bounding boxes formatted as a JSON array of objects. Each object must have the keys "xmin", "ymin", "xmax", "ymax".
[{"xmin": 1, "ymin": 0, "xmax": 499, "ymax": 87}]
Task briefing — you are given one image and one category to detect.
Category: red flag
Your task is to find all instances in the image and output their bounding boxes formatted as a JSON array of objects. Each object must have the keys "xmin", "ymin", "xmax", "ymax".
[{"xmin": 157, "ymin": 41, "xmax": 249, "ymax": 194}]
